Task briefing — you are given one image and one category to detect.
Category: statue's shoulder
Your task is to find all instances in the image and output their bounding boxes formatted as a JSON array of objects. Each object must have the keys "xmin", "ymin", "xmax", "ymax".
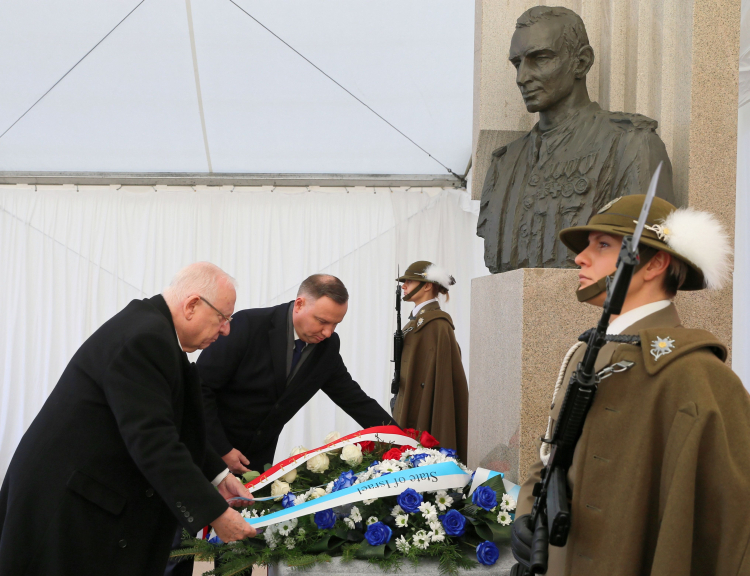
[
  {"xmin": 491, "ymin": 145, "xmax": 508, "ymax": 158},
  {"xmin": 602, "ymin": 109, "xmax": 659, "ymax": 131},
  {"xmin": 491, "ymin": 130, "xmax": 532, "ymax": 159}
]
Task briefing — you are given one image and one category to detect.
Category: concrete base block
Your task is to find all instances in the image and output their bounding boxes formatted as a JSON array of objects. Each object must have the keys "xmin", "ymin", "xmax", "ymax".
[{"xmin": 468, "ymin": 269, "xmax": 600, "ymax": 484}]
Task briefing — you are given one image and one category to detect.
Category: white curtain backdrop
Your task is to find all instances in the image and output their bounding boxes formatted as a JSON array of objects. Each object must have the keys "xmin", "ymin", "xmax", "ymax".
[{"xmin": 0, "ymin": 185, "xmax": 488, "ymax": 480}]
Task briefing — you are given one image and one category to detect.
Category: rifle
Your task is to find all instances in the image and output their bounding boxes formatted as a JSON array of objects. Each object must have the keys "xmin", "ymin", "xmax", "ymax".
[
  {"xmin": 527, "ymin": 163, "xmax": 663, "ymax": 574},
  {"xmin": 390, "ymin": 273, "xmax": 404, "ymax": 411}
]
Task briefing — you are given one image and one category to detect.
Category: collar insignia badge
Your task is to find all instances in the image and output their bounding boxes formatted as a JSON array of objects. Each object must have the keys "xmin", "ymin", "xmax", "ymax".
[
  {"xmin": 417, "ymin": 318, "xmax": 424, "ymax": 327},
  {"xmin": 650, "ymin": 336, "xmax": 675, "ymax": 361}
]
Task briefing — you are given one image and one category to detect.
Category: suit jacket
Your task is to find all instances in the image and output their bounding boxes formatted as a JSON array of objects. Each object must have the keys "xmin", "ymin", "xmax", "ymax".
[
  {"xmin": 0, "ymin": 295, "xmax": 228, "ymax": 576},
  {"xmin": 198, "ymin": 301, "xmax": 396, "ymax": 468}
]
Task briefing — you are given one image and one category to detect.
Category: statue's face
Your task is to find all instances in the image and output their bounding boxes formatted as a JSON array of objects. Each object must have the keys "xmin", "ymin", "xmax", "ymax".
[{"xmin": 509, "ymin": 20, "xmax": 577, "ymax": 113}]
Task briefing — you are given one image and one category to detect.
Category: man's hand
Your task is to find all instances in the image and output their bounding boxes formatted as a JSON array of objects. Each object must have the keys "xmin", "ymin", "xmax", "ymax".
[
  {"xmin": 217, "ymin": 473, "xmax": 254, "ymax": 508},
  {"xmin": 222, "ymin": 448, "xmax": 251, "ymax": 474},
  {"xmin": 211, "ymin": 507, "xmax": 256, "ymax": 542},
  {"xmin": 510, "ymin": 513, "xmax": 533, "ymax": 570}
]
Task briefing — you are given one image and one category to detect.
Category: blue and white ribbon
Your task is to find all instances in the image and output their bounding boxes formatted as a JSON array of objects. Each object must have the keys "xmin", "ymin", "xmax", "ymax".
[{"xmin": 468, "ymin": 467, "xmax": 520, "ymax": 502}]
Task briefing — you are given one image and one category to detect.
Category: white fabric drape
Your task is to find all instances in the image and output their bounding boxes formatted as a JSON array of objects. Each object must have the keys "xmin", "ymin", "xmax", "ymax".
[{"xmin": 0, "ymin": 185, "xmax": 488, "ymax": 480}]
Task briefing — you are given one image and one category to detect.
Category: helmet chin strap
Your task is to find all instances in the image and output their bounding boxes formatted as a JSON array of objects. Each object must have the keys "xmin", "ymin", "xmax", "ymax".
[
  {"xmin": 575, "ymin": 248, "xmax": 657, "ymax": 303},
  {"xmin": 403, "ymin": 282, "xmax": 426, "ymax": 302}
]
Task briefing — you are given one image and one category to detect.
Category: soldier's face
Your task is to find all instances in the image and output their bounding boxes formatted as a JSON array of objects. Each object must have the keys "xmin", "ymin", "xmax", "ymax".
[
  {"xmin": 293, "ymin": 295, "xmax": 347, "ymax": 344},
  {"xmin": 575, "ymin": 232, "xmax": 621, "ymax": 300},
  {"xmin": 509, "ymin": 21, "xmax": 577, "ymax": 113}
]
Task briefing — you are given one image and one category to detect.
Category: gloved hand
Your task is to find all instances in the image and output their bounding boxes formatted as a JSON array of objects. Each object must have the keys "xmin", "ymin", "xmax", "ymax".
[
  {"xmin": 511, "ymin": 513, "xmax": 534, "ymax": 569},
  {"xmin": 510, "ymin": 564, "xmax": 529, "ymax": 576}
]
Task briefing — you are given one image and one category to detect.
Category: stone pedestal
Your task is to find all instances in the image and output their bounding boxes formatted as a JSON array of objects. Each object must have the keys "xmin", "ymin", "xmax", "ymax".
[
  {"xmin": 467, "ymin": 269, "xmax": 599, "ymax": 484},
  {"xmin": 268, "ymin": 547, "xmax": 515, "ymax": 575}
]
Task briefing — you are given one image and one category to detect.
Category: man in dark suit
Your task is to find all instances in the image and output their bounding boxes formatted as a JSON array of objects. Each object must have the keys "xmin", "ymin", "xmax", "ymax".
[
  {"xmin": 0, "ymin": 262, "xmax": 255, "ymax": 576},
  {"xmin": 199, "ymin": 274, "xmax": 396, "ymax": 473}
]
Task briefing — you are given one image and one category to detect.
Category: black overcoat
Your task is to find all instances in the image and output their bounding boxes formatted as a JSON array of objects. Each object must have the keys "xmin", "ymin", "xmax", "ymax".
[
  {"xmin": 198, "ymin": 302, "xmax": 396, "ymax": 467},
  {"xmin": 0, "ymin": 295, "xmax": 228, "ymax": 576}
]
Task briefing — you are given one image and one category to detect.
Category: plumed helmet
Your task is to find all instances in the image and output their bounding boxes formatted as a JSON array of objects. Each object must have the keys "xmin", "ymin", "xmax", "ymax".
[
  {"xmin": 397, "ymin": 261, "xmax": 456, "ymax": 290},
  {"xmin": 559, "ymin": 195, "xmax": 732, "ymax": 290}
]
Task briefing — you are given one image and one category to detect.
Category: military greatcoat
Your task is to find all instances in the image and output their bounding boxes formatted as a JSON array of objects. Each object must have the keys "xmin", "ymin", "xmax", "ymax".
[
  {"xmin": 517, "ymin": 304, "xmax": 750, "ymax": 576},
  {"xmin": 392, "ymin": 301, "xmax": 469, "ymax": 462}
]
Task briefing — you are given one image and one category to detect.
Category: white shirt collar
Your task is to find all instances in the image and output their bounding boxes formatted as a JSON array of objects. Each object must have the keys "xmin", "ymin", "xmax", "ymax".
[
  {"xmin": 411, "ymin": 298, "xmax": 438, "ymax": 317},
  {"xmin": 292, "ymin": 326, "xmax": 307, "ymax": 346},
  {"xmin": 607, "ymin": 300, "xmax": 671, "ymax": 335},
  {"xmin": 174, "ymin": 328, "xmax": 184, "ymax": 351}
]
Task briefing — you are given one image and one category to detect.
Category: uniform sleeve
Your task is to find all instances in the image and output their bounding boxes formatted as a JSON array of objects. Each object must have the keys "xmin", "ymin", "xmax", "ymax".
[
  {"xmin": 197, "ymin": 313, "xmax": 252, "ymax": 456},
  {"xmin": 321, "ymin": 346, "xmax": 397, "ymax": 428},
  {"xmin": 103, "ymin": 332, "xmax": 227, "ymax": 531}
]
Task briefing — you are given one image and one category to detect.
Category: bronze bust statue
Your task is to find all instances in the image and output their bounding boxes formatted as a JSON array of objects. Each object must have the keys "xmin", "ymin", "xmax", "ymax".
[{"xmin": 477, "ymin": 6, "xmax": 676, "ymax": 274}]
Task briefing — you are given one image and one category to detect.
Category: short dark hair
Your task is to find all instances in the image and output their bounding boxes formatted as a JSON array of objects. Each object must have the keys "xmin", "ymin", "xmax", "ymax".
[
  {"xmin": 298, "ymin": 274, "xmax": 349, "ymax": 305},
  {"xmin": 516, "ymin": 6, "xmax": 589, "ymax": 57}
]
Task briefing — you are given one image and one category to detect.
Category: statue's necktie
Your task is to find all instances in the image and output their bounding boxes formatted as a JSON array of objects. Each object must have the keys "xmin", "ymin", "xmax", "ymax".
[{"xmin": 290, "ymin": 339, "xmax": 306, "ymax": 373}]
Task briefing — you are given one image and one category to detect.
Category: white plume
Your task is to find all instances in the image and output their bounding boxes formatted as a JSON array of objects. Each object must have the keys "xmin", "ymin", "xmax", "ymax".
[
  {"xmin": 660, "ymin": 208, "xmax": 732, "ymax": 290},
  {"xmin": 423, "ymin": 264, "xmax": 455, "ymax": 290}
]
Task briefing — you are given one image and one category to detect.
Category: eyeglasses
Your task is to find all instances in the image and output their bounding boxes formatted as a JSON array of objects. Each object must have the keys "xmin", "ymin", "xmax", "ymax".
[{"xmin": 199, "ymin": 296, "xmax": 233, "ymax": 325}]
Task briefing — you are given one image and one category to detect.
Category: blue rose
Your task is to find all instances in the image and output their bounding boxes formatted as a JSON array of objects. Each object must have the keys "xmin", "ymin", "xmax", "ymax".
[
  {"xmin": 472, "ymin": 486, "xmax": 497, "ymax": 511},
  {"xmin": 314, "ymin": 509, "xmax": 337, "ymax": 530},
  {"xmin": 397, "ymin": 488, "xmax": 423, "ymax": 513},
  {"xmin": 439, "ymin": 447, "xmax": 457, "ymax": 459},
  {"xmin": 476, "ymin": 541, "xmax": 500, "ymax": 566},
  {"xmin": 364, "ymin": 521, "xmax": 392, "ymax": 546},
  {"xmin": 409, "ymin": 453, "xmax": 429, "ymax": 467},
  {"xmin": 282, "ymin": 493, "xmax": 296, "ymax": 508},
  {"xmin": 440, "ymin": 509, "xmax": 467, "ymax": 536},
  {"xmin": 332, "ymin": 469, "xmax": 356, "ymax": 492}
]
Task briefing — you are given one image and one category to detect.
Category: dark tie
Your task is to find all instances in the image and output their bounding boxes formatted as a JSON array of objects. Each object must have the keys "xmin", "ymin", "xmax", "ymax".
[
  {"xmin": 408, "ymin": 312, "xmax": 414, "ymax": 321},
  {"xmin": 290, "ymin": 339, "xmax": 306, "ymax": 373}
]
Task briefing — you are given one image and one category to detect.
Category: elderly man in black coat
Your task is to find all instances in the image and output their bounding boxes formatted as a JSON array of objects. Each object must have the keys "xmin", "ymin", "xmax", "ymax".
[
  {"xmin": 199, "ymin": 274, "xmax": 396, "ymax": 474},
  {"xmin": 0, "ymin": 262, "xmax": 255, "ymax": 576}
]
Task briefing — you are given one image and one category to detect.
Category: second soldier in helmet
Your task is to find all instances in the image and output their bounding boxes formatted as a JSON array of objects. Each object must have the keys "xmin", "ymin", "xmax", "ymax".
[{"xmin": 391, "ymin": 261, "xmax": 469, "ymax": 462}]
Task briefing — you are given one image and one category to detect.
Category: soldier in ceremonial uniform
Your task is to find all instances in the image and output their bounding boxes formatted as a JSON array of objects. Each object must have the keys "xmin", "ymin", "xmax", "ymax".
[
  {"xmin": 510, "ymin": 196, "xmax": 750, "ymax": 576},
  {"xmin": 477, "ymin": 6, "xmax": 676, "ymax": 273},
  {"xmin": 392, "ymin": 261, "xmax": 469, "ymax": 462}
]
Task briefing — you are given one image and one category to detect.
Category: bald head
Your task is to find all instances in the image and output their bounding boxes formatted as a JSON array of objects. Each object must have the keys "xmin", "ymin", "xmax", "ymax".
[{"xmin": 163, "ymin": 262, "xmax": 237, "ymax": 352}]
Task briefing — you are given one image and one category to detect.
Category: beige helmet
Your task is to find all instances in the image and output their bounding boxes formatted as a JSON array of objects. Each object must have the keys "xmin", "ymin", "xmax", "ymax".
[{"xmin": 559, "ymin": 194, "xmax": 731, "ymax": 292}]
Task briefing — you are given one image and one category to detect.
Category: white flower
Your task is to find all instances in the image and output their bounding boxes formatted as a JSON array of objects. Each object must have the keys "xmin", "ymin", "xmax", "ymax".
[
  {"xmin": 362, "ymin": 498, "xmax": 376, "ymax": 505},
  {"xmin": 366, "ymin": 516, "xmax": 378, "ymax": 525},
  {"xmin": 306, "ymin": 453, "xmax": 330, "ymax": 473},
  {"xmin": 284, "ymin": 537, "xmax": 296, "ymax": 550},
  {"xmin": 501, "ymin": 494, "xmax": 517, "ymax": 512},
  {"xmin": 497, "ymin": 511, "xmax": 512, "ymax": 526},
  {"xmin": 434, "ymin": 490, "xmax": 453, "ymax": 512},
  {"xmin": 391, "ymin": 505, "xmax": 404, "ymax": 517},
  {"xmin": 418, "ymin": 501, "xmax": 437, "ymax": 521},
  {"xmin": 264, "ymin": 528, "xmax": 279, "ymax": 549},
  {"xmin": 350, "ymin": 506, "xmax": 363, "ymax": 523},
  {"xmin": 307, "ymin": 487, "xmax": 326, "ymax": 500},
  {"xmin": 294, "ymin": 494, "xmax": 308, "ymax": 506},
  {"xmin": 395, "ymin": 514, "xmax": 409, "ymax": 528},
  {"xmin": 340, "ymin": 443, "xmax": 363, "ymax": 466},
  {"xmin": 290, "ymin": 445, "xmax": 307, "ymax": 457},
  {"xmin": 325, "ymin": 481, "xmax": 335, "ymax": 494},
  {"xmin": 270, "ymin": 479, "xmax": 290, "ymax": 501},
  {"xmin": 344, "ymin": 517, "xmax": 356, "ymax": 529},
  {"xmin": 428, "ymin": 521, "xmax": 445, "ymax": 543},
  {"xmin": 280, "ymin": 467, "xmax": 297, "ymax": 483},
  {"xmin": 395, "ymin": 535, "xmax": 411, "ymax": 553},
  {"xmin": 375, "ymin": 460, "xmax": 408, "ymax": 475},
  {"xmin": 323, "ymin": 431, "xmax": 342, "ymax": 454},
  {"xmin": 412, "ymin": 530, "xmax": 431, "ymax": 550},
  {"xmin": 277, "ymin": 518, "xmax": 298, "ymax": 536},
  {"xmin": 297, "ymin": 527, "xmax": 306, "ymax": 538}
]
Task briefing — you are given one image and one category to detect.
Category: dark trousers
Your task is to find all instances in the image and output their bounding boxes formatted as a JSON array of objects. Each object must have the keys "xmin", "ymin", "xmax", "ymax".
[{"xmin": 164, "ymin": 528, "xmax": 194, "ymax": 576}]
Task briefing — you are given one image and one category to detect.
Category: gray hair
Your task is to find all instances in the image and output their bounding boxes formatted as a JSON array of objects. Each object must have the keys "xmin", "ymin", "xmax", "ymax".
[
  {"xmin": 162, "ymin": 262, "xmax": 236, "ymax": 305},
  {"xmin": 297, "ymin": 274, "xmax": 349, "ymax": 305},
  {"xmin": 516, "ymin": 6, "xmax": 589, "ymax": 57}
]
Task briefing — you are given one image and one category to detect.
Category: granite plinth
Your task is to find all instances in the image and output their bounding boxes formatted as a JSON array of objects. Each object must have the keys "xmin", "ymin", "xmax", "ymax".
[
  {"xmin": 468, "ymin": 269, "xmax": 599, "ymax": 484},
  {"xmin": 268, "ymin": 546, "xmax": 515, "ymax": 575}
]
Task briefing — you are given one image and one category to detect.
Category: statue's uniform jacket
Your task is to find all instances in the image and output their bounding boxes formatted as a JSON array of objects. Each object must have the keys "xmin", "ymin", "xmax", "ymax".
[
  {"xmin": 392, "ymin": 301, "xmax": 469, "ymax": 462},
  {"xmin": 516, "ymin": 304, "xmax": 750, "ymax": 576},
  {"xmin": 477, "ymin": 102, "xmax": 675, "ymax": 273}
]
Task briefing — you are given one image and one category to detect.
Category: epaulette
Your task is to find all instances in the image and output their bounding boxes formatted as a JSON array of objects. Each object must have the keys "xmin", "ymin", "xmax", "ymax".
[
  {"xmin": 413, "ymin": 310, "xmax": 455, "ymax": 332},
  {"xmin": 492, "ymin": 145, "xmax": 508, "ymax": 158},
  {"xmin": 608, "ymin": 111, "xmax": 659, "ymax": 131},
  {"xmin": 638, "ymin": 327, "xmax": 727, "ymax": 375}
]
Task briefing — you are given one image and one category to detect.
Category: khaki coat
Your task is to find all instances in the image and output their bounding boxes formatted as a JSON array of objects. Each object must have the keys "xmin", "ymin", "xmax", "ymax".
[
  {"xmin": 517, "ymin": 303, "xmax": 750, "ymax": 576},
  {"xmin": 392, "ymin": 301, "xmax": 469, "ymax": 461}
]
